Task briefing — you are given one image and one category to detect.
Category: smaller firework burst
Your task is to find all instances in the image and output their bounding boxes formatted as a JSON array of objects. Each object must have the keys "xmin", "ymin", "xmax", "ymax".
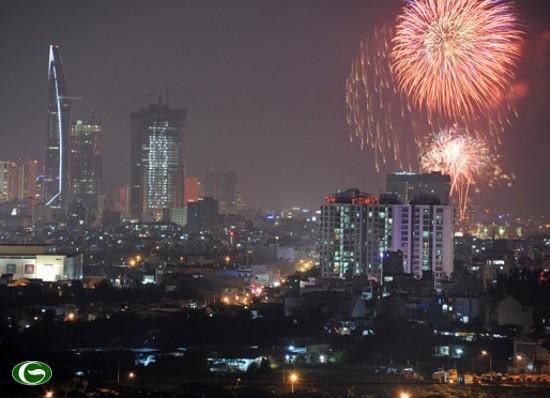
[{"xmin": 420, "ymin": 126, "xmax": 510, "ymax": 219}]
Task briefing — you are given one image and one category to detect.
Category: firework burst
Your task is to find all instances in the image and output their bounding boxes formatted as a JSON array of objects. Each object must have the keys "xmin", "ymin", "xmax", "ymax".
[
  {"xmin": 420, "ymin": 126, "xmax": 513, "ymax": 218},
  {"xmin": 391, "ymin": 0, "xmax": 523, "ymax": 121}
]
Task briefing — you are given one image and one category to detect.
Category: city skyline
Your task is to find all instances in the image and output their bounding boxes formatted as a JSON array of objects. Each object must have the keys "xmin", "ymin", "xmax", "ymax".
[
  {"xmin": 0, "ymin": 0, "xmax": 548, "ymax": 216},
  {"xmin": 0, "ymin": 2, "xmax": 548, "ymax": 395}
]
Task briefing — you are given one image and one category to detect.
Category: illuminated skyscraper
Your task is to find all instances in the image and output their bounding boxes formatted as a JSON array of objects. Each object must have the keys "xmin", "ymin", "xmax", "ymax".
[
  {"xmin": 69, "ymin": 119, "xmax": 103, "ymax": 209},
  {"xmin": 44, "ymin": 44, "xmax": 71, "ymax": 209},
  {"xmin": 130, "ymin": 103, "xmax": 186, "ymax": 220}
]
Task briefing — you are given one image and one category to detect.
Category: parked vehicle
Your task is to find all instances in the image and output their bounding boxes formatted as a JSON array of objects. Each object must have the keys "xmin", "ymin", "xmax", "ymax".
[{"xmin": 432, "ymin": 368, "xmax": 458, "ymax": 384}]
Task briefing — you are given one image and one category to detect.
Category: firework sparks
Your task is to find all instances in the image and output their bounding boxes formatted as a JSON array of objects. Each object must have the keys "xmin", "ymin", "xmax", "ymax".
[
  {"xmin": 420, "ymin": 126, "xmax": 512, "ymax": 218},
  {"xmin": 391, "ymin": 0, "xmax": 523, "ymax": 121},
  {"xmin": 346, "ymin": 26, "xmax": 417, "ymax": 171}
]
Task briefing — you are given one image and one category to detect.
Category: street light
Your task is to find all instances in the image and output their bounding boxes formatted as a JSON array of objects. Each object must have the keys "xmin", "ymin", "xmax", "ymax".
[
  {"xmin": 44, "ymin": 391, "xmax": 54, "ymax": 398},
  {"xmin": 289, "ymin": 372, "xmax": 298, "ymax": 393},
  {"xmin": 516, "ymin": 354, "xmax": 525, "ymax": 372},
  {"xmin": 128, "ymin": 371, "xmax": 136, "ymax": 380},
  {"xmin": 399, "ymin": 392, "xmax": 411, "ymax": 398},
  {"xmin": 481, "ymin": 350, "xmax": 492, "ymax": 372}
]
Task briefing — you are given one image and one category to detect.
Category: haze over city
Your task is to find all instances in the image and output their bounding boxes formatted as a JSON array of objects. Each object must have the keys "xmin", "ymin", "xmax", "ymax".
[{"xmin": 0, "ymin": 0, "xmax": 549, "ymax": 214}]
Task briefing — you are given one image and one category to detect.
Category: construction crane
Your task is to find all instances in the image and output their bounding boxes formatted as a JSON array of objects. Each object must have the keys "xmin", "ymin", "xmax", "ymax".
[{"xmin": 144, "ymin": 86, "xmax": 186, "ymax": 105}]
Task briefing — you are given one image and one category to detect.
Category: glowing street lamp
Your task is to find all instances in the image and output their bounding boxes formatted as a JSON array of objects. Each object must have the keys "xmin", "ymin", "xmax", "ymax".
[
  {"xmin": 44, "ymin": 391, "xmax": 54, "ymax": 398},
  {"xmin": 399, "ymin": 392, "xmax": 411, "ymax": 398},
  {"xmin": 289, "ymin": 372, "xmax": 298, "ymax": 393},
  {"xmin": 481, "ymin": 350, "xmax": 492, "ymax": 372},
  {"xmin": 128, "ymin": 371, "xmax": 136, "ymax": 380},
  {"xmin": 516, "ymin": 354, "xmax": 526, "ymax": 372}
]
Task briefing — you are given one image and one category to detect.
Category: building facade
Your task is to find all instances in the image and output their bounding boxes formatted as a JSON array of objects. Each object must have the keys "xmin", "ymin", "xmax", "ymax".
[
  {"xmin": 187, "ymin": 196, "xmax": 219, "ymax": 233},
  {"xmin": 204, "ymin": 170, "xmax": 237, "ymax": 214},
  {"xmin": 393, "ymin": 202, "xmax": 455, "ymax": 289},
  {"xmin": 0, "ymin": 159, "xmax": 41, "ymax": 202},
  {"xmin": 14, "ymin": 159, "xmax": 40, "ymax": 201},
  {"xmin": 0, "ymin": 244, "xmax": 82, "ymax": 281},
  {"xmin": 184, "ymin": 176, "xmax": 201, "ymax": 204},
  {"xmin": 0, "ymin": 161, "xmax": 16, "ymax": 202},
  {"xmin": 44, "ymin": 45, "xmax": 71, "ymax": 209},
  {"xmin": 319, "ymin": 189, "xmax": 378, "ymax": 279},
  {"xmin": 320, "ymin": 189, "xmax": 454, "ymax": 289},
  {"xmin": 69, "ymin": 119, "xmax": 103, "ymax": 210},
  {"xmin": 130, "ymin": 103, "xmax": 186, "ymax": 220}
]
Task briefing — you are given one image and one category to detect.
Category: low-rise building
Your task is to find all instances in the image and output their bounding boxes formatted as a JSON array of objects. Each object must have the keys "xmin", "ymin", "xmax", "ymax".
[
  {"xmin": 0, "ymin": 244, "xmax": 82, "ymax": 282},
  {"xmin": 496, "ymin": 296, "xmax": 533, "ymax": 328},
  {"xmin": 513, "ymin": 331, "xmax": 550, "ymax": 373}
]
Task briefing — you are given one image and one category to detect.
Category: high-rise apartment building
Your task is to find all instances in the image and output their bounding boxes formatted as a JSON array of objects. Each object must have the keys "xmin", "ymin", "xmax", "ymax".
[
  {"xmin": 319, "ymin": 189, "xmax": 378, "ymax": 279},
  {"xmin": 386, "ymin": 171, "xmax": 451, "ymax": 204},
  {"xmin": 390, "ymin": 202, "xmax": 454, "ymax": 290},
  {"xmin": 69, "ymin": 119, "xmax": 103, "ymax": 209},
  {"xmin": 0, "ymin": 160, "xmax": 41, "ymax": 202},
  {"xmin": 204, "ymin": 170, "xmax": 237, "ymax": 214},
  {"xmin": 44, "ymin": 45, "xmax": 71, "ymax": 209},
  {"xmin": 130, "ymin": 103, "xmax": 186, "ymax": 220},
  {"xmin": 13, "ymin": 159, "xmax": 40, "ymax": 201},
  {"xmin": 0, "ymin": 161, "xmax": 16, "ymax": 202},
  {"xmin": 320, "ymin": 189, "xmax": 454, "ymax": 290}
]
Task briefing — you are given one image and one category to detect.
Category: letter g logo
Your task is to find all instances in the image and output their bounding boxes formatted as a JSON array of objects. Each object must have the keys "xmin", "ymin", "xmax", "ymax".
[{"xmin": 12, "ymin": 361, "xmax": 53, "ymax": 385}]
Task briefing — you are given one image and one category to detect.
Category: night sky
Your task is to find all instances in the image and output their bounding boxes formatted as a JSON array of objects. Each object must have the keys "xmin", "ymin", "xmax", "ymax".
[{"xmin": 0, "ymin": 0, "xmax": 548, "ymax": 215}]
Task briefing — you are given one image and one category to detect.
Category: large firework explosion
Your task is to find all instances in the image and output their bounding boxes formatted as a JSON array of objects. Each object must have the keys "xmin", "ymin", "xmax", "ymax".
[
  {"xmin": 391, "ymin": 0, "xmax": 523, "ymax": 121},
  {"xmin": 346, "ymin": 23, "xmax": 519, "ymax": 174},
  {"xmin": 420, "ymin": 126, "xmax": 513, "ymax": 219}
]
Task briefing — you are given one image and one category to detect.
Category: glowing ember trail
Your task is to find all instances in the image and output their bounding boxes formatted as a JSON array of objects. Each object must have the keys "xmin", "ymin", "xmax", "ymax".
[
  {"xmin": 391, "ymin": 0, "xmax": 523, "ymax": 121},
  {"xmin": 345, "ymin": 26, "xmax": 417, "ymax": 171}
]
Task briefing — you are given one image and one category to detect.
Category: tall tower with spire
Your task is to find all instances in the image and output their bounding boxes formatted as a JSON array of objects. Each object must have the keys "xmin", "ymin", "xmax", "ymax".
[{"xmin": 44, "ymin": 44, "xmax": 71, "ymax": 209}]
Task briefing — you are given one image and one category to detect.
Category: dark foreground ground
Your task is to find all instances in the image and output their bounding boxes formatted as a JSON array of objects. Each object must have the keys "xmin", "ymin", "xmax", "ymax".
[{"xmin": 2, "ymin": 370, "xmax": 550, "ymax": 398}]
